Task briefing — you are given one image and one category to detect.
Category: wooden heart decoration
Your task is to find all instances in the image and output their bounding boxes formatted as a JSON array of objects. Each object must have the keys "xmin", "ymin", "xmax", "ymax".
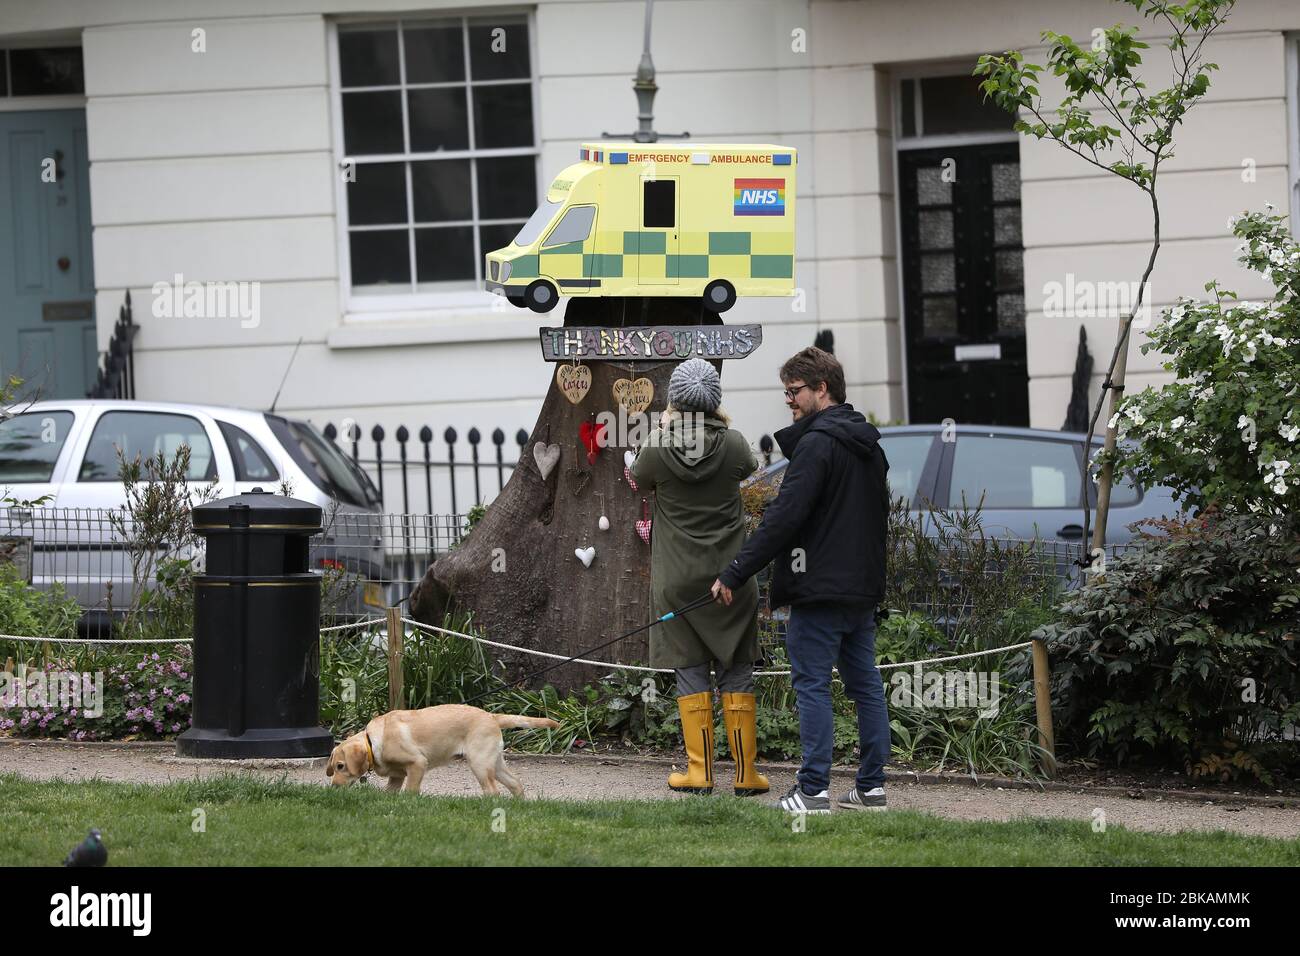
[
  {"xmin": 624, "ymin": 450, "xmax": 636, "ymax": 469},
  {"xmin": 579, "ymin": 421, "xmax": 606, "ymax": 466},
  {"xmin": 533, "ymin": 442, "xmax": 561, "ymax": 481},
  {"xmin": 575, "ymin": 546, "xmax": 596, "ymax": 568},
  {"xmin": 612, "ymin": 377, "xmax": 654, "ymax": 414},
  {"xmin": 556, "ymin": 363, "xmax": 592, "ymax": 405}
]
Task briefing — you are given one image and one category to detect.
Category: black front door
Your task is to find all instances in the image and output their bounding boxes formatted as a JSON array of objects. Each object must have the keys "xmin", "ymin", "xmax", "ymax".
[{"xmin": 899, "ymin": 143, "xmax": 1028, "ymax": 426}]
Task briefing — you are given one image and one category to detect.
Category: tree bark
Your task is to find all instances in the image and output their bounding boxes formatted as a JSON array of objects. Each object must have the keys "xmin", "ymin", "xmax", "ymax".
[{"xmin": 409, "ymin": 296, "xmax": 721, "ymax": 689}]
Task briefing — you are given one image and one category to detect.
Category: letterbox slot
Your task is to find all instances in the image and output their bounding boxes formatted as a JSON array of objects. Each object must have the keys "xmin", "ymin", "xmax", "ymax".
[{"xmin": 285, "ymin": 536, "xmax": 309, "ymax": 574}]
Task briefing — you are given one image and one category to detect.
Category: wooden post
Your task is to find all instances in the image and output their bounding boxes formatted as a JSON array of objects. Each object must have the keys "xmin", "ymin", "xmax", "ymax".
[
  {"xmin": 1031, "ymin": 638, "xmax": 1057, "ymax": 778},
  {"xmin": 386, "ymin": 606, "xmax": 404, "ymax": 712}
]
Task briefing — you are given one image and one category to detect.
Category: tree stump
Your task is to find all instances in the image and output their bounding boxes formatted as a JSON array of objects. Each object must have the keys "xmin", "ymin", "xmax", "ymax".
[{"xmin": 409, "ymin": 296, "xmax": 722, "ymax": 689}]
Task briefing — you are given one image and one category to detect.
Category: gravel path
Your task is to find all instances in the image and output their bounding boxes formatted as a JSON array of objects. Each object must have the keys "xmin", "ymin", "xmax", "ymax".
[{"xmin": 4, "ymin": 741, "xmax": 1299, "ymax": 839}]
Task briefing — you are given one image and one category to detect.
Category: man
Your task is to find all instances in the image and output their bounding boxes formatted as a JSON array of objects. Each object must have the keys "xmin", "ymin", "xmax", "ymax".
[{"xmin": 712, "ymin": 346, "xmax": 891, "ymax": 813}]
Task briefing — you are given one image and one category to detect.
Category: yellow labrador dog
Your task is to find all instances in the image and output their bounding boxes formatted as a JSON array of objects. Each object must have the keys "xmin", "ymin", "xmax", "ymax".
[{"xmin": 327, "ymin": 704, "xmax": 559, "ymax": 796}]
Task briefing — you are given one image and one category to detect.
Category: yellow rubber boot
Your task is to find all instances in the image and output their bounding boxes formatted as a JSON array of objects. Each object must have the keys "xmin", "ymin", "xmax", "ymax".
[
  {"xmin": 722, "ymin": 692, "xmax": 770, "ymax": 796},
  {"xmin": 668, "ymin": 692, "xmax": 714, "ymax": 794}
]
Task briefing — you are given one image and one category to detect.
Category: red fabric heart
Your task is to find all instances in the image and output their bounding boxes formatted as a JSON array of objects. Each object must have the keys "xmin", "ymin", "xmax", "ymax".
[
  {"xmin": 636, "ymin": 499, "xmax": 651, "ymax": 544},
  {"xmin": 579, "ymin": 421, "xmax": 606, "ymax": 466}
]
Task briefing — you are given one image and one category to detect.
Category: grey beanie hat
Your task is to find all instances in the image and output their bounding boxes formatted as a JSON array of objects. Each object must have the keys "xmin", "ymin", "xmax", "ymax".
[{"xmin": 667, "ymin": 358, "xmax": 722, "ymax": 413}]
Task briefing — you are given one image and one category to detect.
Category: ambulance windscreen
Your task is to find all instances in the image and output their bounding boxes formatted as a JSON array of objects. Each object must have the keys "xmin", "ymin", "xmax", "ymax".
[
  {"xmin": 542, "ymin": 206, "xmax": 595, "ymax": 248},
  {"xmin": 514, "ymin": 199, "xmax": 563, "ymax": 247}
]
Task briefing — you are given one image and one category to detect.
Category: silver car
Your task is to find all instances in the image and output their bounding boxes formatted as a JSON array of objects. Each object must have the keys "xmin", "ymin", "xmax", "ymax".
[
  {"xmin": 749, "ymin": 423, "xmax": 1185, "ymax": 547},
  {"xmin": 0, "ymin": 400, "xmax": 385, "ymax": 626}
]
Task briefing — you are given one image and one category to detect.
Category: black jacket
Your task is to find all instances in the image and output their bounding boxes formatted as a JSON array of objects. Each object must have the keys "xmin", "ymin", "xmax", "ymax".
[{"xmin": 718, "ymin": 403, "xmax": 889, "ymax": 608}]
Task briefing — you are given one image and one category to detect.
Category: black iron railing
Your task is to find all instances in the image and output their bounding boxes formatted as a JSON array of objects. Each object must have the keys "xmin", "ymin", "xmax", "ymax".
[
  {"xmin": 88, "ymin": 291, "xmax": 138, "ymax": 400},
  {"xmin": 322, "ymin": 423, "xmax": 530, "ymax": 513}
]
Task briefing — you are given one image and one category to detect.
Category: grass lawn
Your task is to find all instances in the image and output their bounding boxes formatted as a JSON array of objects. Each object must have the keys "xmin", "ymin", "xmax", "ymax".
[{"xmin": 3, "ymin": 772, "xmax": 1297, "ymax": 866}]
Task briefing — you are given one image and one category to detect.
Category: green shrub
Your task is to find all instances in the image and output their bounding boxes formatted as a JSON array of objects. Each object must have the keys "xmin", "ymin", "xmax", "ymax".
[
  {"xmin": 2, "ymin": 646, "xmax": 192, "ymax": 740},
  {"xmin": 1108, "ymin": 210, "xmax": 1300, "ymax": 517},
  {"xmin": 464, "ymin": 503, "xmax": 487, "ymax": 532},
  {"xmin": 1037, "ymin": 512, "xmax": 1300, "ymax": 783},
  {"xmin": 0, "ymin": 563, "xmax": 82, "ymax": 660}
]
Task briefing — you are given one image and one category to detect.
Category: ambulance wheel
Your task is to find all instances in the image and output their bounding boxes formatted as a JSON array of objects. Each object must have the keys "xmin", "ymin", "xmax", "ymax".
[
  {"xmin": 703, "ymin": 280, "xmax": 736, "ymax": 313},
  {"xmin": 524, "ymin": 280, "xmax": 559, "ymax": 313}
]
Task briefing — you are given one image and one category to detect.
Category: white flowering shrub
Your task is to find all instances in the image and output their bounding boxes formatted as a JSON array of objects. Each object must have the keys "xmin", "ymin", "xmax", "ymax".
[{"xmin": 1106, "ymin": 209, "xmax": 1299, "ymax": 516}]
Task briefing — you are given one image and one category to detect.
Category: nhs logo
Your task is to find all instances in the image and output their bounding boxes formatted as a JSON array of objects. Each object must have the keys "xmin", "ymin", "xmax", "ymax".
[{"xmin": 734, "ymin": 178, "xmax": 785, "ymax": 216}]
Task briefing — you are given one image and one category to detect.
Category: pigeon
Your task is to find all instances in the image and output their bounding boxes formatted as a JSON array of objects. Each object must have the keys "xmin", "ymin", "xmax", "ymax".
[{"xmin": 63, "ymin": 829, "xmax": 107, "ymax": 867}]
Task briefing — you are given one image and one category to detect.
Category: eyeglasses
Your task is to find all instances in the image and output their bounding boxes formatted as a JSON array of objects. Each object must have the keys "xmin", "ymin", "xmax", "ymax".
[{"xmin": 782, "ymin": 384, "xmax": 810, "ymax": 401}]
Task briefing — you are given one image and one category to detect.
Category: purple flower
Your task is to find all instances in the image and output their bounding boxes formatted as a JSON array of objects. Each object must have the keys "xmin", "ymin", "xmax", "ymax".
[{"xmin": 151, "ymin": 653, "xmax": 159, "ymax": 661}]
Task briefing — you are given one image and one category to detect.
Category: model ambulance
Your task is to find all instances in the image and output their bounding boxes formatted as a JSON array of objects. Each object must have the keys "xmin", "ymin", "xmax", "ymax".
[{"xmin": 485, "ymin": 142, "xmax": 796, "ymax": 313}]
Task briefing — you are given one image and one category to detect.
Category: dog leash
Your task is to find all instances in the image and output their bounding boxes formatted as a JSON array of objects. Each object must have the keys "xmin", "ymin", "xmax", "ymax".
[{"xmin": 456, "ymin": 590, "xmax": 718, "ymax": 706}]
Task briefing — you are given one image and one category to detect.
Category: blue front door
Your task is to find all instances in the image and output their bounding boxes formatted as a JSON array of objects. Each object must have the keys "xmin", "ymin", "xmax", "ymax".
[{"xmin": 0, "ymin": 109, "xmax": 96, "ymax": 399}]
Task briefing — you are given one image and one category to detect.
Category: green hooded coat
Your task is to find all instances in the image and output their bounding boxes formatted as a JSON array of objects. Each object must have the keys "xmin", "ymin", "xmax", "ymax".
[{"xmin": 629, "ymin": 414, "xmax": 760, "ymax": 670}]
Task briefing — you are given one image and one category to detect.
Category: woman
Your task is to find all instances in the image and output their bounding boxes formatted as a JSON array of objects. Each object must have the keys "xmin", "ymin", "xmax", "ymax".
[{"xmin": 630, "ymin": 358, "xmax": 768, "ymax": 796}]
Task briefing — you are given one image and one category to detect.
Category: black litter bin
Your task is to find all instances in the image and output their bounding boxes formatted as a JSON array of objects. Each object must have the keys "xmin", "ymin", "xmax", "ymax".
[{"xmin": 176, "ymin": 489, "xmax": 334, "ymax": 758}]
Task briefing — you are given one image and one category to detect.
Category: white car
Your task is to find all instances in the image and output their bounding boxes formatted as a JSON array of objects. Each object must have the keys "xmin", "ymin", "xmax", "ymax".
[{"xmin": 0, "ymin": 400, "xmax": 385, "ymax": 625}]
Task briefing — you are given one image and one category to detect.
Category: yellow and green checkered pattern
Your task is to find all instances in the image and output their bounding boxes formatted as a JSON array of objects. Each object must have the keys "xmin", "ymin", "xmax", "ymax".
[{"xmin": 507, "ymin": 230, "xmax": 794, "ymax": 283}]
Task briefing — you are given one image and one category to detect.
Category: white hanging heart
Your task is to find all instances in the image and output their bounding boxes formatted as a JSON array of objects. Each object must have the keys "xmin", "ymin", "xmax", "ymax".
[
  {"xmin": 624, "ymin": 450, "xmax": 636, "ymax": 469},
  {"xmin": 574, "ymin": 546, "xmax": 596, "ymax": 568},
  {"xmin": 598, "ymin": 515, "xmax": 610, "ymax": 531},
  {"xmin": 533, "ymin": 442, "xmax": 561, "ymax": 481}
]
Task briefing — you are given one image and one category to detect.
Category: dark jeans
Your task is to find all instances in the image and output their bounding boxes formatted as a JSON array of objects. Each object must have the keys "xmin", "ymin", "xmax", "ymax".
[{"xmin": 784, "ymin": 601, "xmax": 890, "ymax": 793}]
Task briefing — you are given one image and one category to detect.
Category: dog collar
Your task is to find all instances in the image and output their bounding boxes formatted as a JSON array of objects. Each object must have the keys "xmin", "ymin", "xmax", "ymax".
[{"xmin": 364, "ymin": 732, "xmax": 376, "ymax": 772}]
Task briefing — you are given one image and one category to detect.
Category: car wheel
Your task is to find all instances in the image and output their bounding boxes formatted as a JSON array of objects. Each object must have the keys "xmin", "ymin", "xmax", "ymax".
[
  {"xmin": 525, "ymin": 280, "xmax": 559, "ymax": 313},
  {"xmin": 702, "ymin": 280, "xmax": 736, "ymax": 313}
]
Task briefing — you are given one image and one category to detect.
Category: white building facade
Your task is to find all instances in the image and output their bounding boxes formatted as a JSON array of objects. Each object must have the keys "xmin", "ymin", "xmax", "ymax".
[{"xmin": 1, "ymin": 0, "xmax": 1296, "ymax": 508}]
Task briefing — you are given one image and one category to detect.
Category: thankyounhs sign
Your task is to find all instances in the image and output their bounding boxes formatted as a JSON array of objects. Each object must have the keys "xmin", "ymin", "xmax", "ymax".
[{"xmin": 539, "ymin": 325, "xmax": 763, "ymax": 362}]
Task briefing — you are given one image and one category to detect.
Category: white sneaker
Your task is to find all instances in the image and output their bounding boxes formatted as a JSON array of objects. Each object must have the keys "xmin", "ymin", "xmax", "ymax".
[
  {"xmin": 776, "ymin": 784, "xmax": 831, "ymax": 814},
  {"xmin": 838, "ymin": 786, "xmax": 887, "ymax": 811}
]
